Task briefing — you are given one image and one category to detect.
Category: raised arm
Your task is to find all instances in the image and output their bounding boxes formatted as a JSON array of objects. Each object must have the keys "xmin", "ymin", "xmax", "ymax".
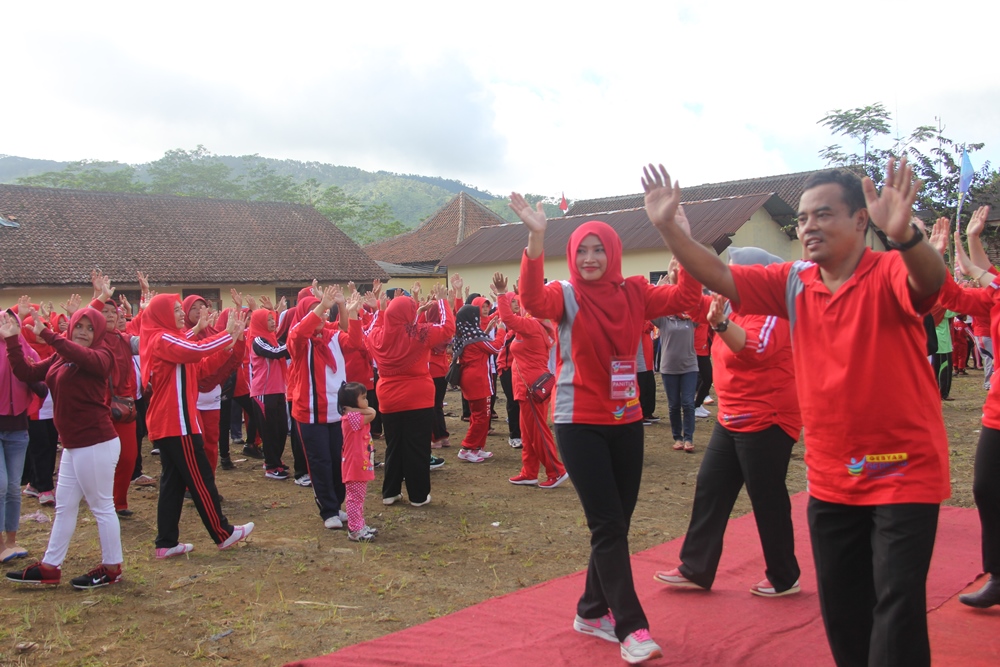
[
  {"xmin": 642, "ymin": 165, "xmax": 739, "ymax": 300},
  {"xmin": 965, "ymin": 205, "xmax": 993, "ymax": 271},
  {"xmin": 862, "ymin": 156, "xmax": 945, "ymax": 300}
]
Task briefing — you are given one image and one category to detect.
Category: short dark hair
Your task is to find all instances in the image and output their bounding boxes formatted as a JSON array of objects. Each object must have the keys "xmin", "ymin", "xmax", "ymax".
[
  {"xmin": 337, "ymin": 382, "xmax": 368, "ymax": 415},
  {"xmin": 802, "ymin": 169, "xmax": 866, "ymax": 214}
]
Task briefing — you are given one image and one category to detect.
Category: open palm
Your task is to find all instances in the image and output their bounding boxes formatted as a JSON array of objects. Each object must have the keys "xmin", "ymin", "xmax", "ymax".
[{"xmin": 509, "ymin": 193, "xmax": 547, "ymax": 233}]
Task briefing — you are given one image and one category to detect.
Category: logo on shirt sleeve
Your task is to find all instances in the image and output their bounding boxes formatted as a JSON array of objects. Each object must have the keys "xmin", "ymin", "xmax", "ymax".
[{"xmin": 845, "ymin": 452, "xmax": 908, "ymax": 478}]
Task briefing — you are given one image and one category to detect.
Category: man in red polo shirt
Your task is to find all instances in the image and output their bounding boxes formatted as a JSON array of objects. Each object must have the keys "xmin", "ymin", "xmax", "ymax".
[{"xmin": 642, "ymin": 159, "xmax": 949, "ymax": 667}]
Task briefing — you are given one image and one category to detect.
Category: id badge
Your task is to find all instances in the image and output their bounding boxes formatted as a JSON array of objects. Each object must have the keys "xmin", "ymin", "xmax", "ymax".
[{"xmin": 610, "ymin": 357, "xmax": 637, "ymax": 400}]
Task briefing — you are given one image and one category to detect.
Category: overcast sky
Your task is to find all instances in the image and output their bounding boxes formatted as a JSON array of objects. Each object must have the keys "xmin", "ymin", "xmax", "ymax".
[{"xmin": 4, "ymin": 1, "xmax": 999, "ymax": 201}]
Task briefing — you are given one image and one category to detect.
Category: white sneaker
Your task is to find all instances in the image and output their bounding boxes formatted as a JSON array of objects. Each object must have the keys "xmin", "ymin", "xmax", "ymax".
[
  {"xmin": 573, "ymin": 613, "xmax": 617, "ymax": 643},
  {"xmin": 339, "ymin": 509, "xmax": 348, "ymax": 521},
  {"xmin": 294, "ymin": 475, "xmax": 312, "ymax": 487},
  {"xmin": 694, "ymin": 406, "xmax": 711, "ymax": 418},
  {"xmin": 410, "ymin": 494, "xmax": 431, "ymax": 507},
  {"xmin": 155, "ymin": 543, "xmax": 194, "ymax": 560},
  {"xmin": 620, "ymin": 629, "xmax": 663, "ymax": 664},
  {"xmin": 218, "ymin": 523, "xmax": 254, "ymax": 550},
  {"xmin": 508, "ymin": 438, "xmax": 522, "ymax": 449},
  {"xmin": 457, "ymin": 449, "xmax": 485, "ymax": 463},
  {"xmin": 382, "ymin": 494, "xmax": 403, "ymax": 505},
  {"xmin": 474, "ymin": 449, "xmax": 493, "ymax": 459},
  {"xmin": 324, "ymin": 516, "xmax": 343, "ymax": 529}
]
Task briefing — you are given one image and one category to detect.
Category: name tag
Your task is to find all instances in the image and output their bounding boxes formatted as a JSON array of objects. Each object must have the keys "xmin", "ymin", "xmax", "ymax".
[{"xmin": 610, "ymin": 357, "xmax": 637, "ymax": 400}]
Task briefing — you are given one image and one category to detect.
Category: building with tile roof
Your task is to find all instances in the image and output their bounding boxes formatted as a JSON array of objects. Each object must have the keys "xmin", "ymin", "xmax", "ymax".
[{"xmin": 0, "ymin": 184, "xmax": 388, "ymax": 310}]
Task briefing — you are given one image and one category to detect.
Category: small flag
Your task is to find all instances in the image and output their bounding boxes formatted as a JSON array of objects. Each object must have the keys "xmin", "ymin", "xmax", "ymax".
[
  {"xmin": 959, "ymin": 149, "xmax": 975, "ymax": 204},
  {"xmin": 559, "ymin": 192, "xmax": 568, "ymax": 213}
]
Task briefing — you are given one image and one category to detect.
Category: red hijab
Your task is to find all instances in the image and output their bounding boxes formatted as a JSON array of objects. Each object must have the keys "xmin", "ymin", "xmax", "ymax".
[
  {"xmin": 566, "ymin": 220, "xmax": 641, "ymax": 365},
  {"xmin": 366, "ymin": 296, "xmax": 432, "ymax": 375},
  {"xmin": 276, "ymin": 286, "xmax": 317, "ymax": 342},
  {"xmin": 248, "ymin": 309, "xmax": 277, "ymax": 347},
  {"xmin": 139, "ymin": 294, "xmax": 183, "ymax": 387},
  {"xmin": 20, "ymin": 316, "xmax": 54, "ymax": 359}
]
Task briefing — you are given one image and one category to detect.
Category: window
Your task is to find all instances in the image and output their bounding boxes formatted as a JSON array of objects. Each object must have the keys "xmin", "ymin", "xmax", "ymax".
[
  {"xmin": 182, "ymin": 288, "xmax": 221, "ymax": 311},
  {"xmin": 275, "ymin": 287, "xmax": 301, "ymax": 309},
  {"xmin": 649, "ymin": 271, "xmax": 670, "ymax": 285}
]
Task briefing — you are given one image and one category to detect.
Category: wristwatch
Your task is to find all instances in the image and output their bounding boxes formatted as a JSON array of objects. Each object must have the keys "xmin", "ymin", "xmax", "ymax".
[
  {"xmin": 712, "ymin": 319, "xmax": 729, "ymax": 333},
  {"xmin": 884, "ymin": 222, "xmax": 924, "ymax": 252}
]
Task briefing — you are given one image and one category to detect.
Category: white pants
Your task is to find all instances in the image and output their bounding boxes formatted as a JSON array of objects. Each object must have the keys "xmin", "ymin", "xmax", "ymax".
[{"xmin": 43, "ymin": 438, "xmax": 122, "ymax": 567}]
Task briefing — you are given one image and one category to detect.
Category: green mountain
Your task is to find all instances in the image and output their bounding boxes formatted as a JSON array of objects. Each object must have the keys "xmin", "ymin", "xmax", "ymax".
[{"xmin": 0, "ymin": 153, "xmax": 500, "ymax": 229}]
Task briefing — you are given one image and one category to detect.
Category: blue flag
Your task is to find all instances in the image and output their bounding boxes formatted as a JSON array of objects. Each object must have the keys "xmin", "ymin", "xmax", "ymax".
[{"xmin": 960, "ymin": 149, "xmax": 975, "ymax": 197}]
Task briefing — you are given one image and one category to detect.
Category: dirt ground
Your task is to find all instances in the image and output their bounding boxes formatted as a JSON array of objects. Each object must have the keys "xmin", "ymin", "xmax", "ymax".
[{"xmin": 0, "ymin": 372, "xmax": 986, "ymax": 666}]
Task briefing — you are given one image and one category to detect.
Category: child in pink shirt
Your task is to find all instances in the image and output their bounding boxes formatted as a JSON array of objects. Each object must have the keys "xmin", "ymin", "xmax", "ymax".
[{"xmin": 338, "ymin": 382, "xmax": 378, "ymax": 542}]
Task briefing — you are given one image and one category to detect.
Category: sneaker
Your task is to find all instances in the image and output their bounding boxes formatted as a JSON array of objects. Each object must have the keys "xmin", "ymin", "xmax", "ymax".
[
  {"xmin": 22, "ymin": 484, "xmax": 38, "ymax": 498},
  {"xmin": 71, "ymin": 564, "xmax": 122, "ymax": 590},
  {"xmin": 653, "ymin": 567, "xmax": 707, "ymax": 590},
  {"xmin": 702, "ymin": 397, "xmax": 714, "ymax": 405},
  {"xmin": 150, "ymin": 448, "xmax": 160, "ymax": 455},
  {"xmin": 620, "ymin": 629, "xmax": 662, "ymax": 664},
  {"xmin": 242, "ymin": 445, "xmax": 264, "ymax": 460},
  {"xmin": 642, "ymin": 420, "xmax": 654, "ymax": 426},
  {"xmin": 539, "ymin": 472, "xmax": 570, "ymax": 489},
  {"xmin": 382, "ymin": 494, "xmax": 403, "ymax": 505},
  {"xmin": 431, "ymin": 439, "xmax": 444, "ymax": 449},
  {"xmin": 750, "ymin": 578, "xmax": 800, "ymax": 597},
  {"xmin": 38, "ymin": 491, "xmax": 55, "ymax": 506},
  {"xmin": 155, "ymin": 543, "xmax": 194, "ymax": 559},
  {"xmin": 116, "ymin": 509, "xmax": 134, "ymax": 518},
  {"xmin": 294, "ymin": 474, "xmax": 312, "ymax": 487},
  {"xmin": 218, "ymin": 523, "xmax": 254, "ymax": 550},
  {"xmin": 231, "ymin": 438, "xmax": 245, "ymax": 445},
  {"xmin": 219, "ymin": 457, "xmax": 236, "ymax": 470},
  {"xmin": 132, "ymin": 474, "xmax": 157, "ymax": 487},
  {"xmin": 6, "ymin": 561, "xmax": 61, "ymax": 585},
  {"xmin": 509, "ymin": 474, "xmax": 538, "ymax": 486},
  {"xmin": 410, "ymin": 494, "xmax": 431, "ymax": 507},
  {"xmin": 348, "ymin": 526, "xmax": 377, "ymax": 542},
  {"xmin": 474, "ymin": 449, "xmax": 493, "ymax": 459},
  {"xmin": 324, "ymin": 516, "xmax": 343, "ymax": 529},
  {"xmin": 573, "ymin": 612, "xmax": 617, "ymax": 643},
  {"xmin": 645, "ymin": 415, "xmax": 662, "ymax": 422},
  {"xmin": 694, "ymin": 406, "xmax": 711, "ymax": 418},
  {"xmin": 429, "ymin": 456, "xmax": 445, "ymax": 470},
  {"xmin": 457, "ymin": 449, "xmax": 485, "ymax": 463},
  {"xmin": 265, "ymin": 468, "xmax": 289, "ymax": 480},
  {"xmin": 437, "ymin": 437, "xmax": 451, "ymax": 448},
  {"xmin": 508, "ymin": 438, "xmax": 522, "ymax": 449}
]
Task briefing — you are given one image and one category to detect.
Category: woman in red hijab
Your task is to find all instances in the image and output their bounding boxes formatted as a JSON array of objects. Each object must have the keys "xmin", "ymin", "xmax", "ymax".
[
  {"xmin": 511, "ymin": 194, "xmax": 701, "ymax": 664},
  {"xmin": 141, "ymin": 294, "xmax": 254, "ymax": 559},
  {"xmin": 3, "ymin": 307, "xmax": 124, "ymax": 589},
  {"xmin": 248, "ymin": 307, "xmax": 291, "ymax": 477},
  {"xmin": 366, "ymin": 284, "xmax": 455, "ymax": 506}
]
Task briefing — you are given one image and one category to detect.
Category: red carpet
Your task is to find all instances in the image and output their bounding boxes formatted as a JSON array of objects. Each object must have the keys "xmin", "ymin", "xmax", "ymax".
[{"xmin": 289, "ymin": 494, "xmax": 994, "ymax": 666}]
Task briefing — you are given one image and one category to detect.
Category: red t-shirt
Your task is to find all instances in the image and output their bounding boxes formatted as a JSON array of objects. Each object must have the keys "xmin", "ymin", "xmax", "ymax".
[
  {"xmin": 341, "ymin": 411, "xmax": 375, "ymax": 483},
  {"xmin": 712, "ymin": 313, "xmax": 801, "ymax": 439},
  {"xmin": 938, "ymin": 277, "xmax": 1000, "ymax": 429},
  {"xmin": 731, "ymin": 249, "xmax": 950, "ymax": 505}
]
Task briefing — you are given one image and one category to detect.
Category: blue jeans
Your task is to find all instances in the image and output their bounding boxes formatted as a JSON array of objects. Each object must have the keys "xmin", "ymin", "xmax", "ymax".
[
  {"xmin": 661, "ymin": 372, "xmax": 697, "ymax": 442},
  {"xmin": 0, "ymin": 430, "xmax": 30, "ymax": 533}
]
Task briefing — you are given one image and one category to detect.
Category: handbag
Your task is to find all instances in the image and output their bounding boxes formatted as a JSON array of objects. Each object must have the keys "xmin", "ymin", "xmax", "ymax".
[
  {"xmin": 445, "ymin": 356, "xmax": 462, "ymax": 388},
  {"xmin": 107, "ymin": 378, "xmax": 136, "ymax": 423},
  {"xmin": 110, "ymin": 395, "xmax": 137, "ymax": 423},
  {"xmin": 527, "ymin": 371, "xmax": 555, "ymax": 403}
]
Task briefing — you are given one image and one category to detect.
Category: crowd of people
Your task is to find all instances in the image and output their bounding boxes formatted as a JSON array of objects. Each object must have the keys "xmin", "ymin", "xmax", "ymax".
[{"xmin": 0, "ymin": 158, "xmax": 994, "ymax": 665}]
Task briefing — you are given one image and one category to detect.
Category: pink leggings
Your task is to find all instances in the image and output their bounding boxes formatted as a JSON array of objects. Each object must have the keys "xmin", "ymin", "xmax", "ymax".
[{"xmin": 345, "ymin": 481, "xmax": 368, "ymax": 532}]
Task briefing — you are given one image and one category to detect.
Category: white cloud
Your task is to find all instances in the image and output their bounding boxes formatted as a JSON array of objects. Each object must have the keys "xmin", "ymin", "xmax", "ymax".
[{"xmin": 2, "ymin": 0, "xmax": 998, "ymax": 201}]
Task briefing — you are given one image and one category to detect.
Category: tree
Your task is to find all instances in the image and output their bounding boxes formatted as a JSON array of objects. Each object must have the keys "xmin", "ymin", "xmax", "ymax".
[
  {"xmin": 17, "ymin": 160, "xmax": 143, "ymax": 193},
  {"xmin": 240, "ymin": 157, "xmax": 305, "ymax": 203},
  {"xmin": 817, "ymin": 104, "xmax": 996, "ymax": 222},
  {"xmin": 146, "ymin": 145, "xmax": 244, "ymax": 199}
]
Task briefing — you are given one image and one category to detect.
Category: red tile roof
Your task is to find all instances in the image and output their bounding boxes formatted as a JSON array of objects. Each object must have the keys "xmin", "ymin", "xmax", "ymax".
[
  {"xmin": 364, "ymin": 192, "xmax": 508, "ymax": 264},
  {"xmin": 441, "ymin": 193, "xmax": 789, "ymax": 266},
  {"xmin": 0, "ymin": 184, "xmax": 388, "ymax": 287},
  {"xmin": 566, "ymin": 170, "xmax": 819, "ymax": 219}
]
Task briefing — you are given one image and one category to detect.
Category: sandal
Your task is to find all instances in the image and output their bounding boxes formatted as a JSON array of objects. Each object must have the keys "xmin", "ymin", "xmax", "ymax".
[
  {"xmin": 672, "ymin": 441, "xmax": 685, "ymax": 451},
  {"xmin": 683, "ymin": 442, "xmax": 695, "ymax": 453}
]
